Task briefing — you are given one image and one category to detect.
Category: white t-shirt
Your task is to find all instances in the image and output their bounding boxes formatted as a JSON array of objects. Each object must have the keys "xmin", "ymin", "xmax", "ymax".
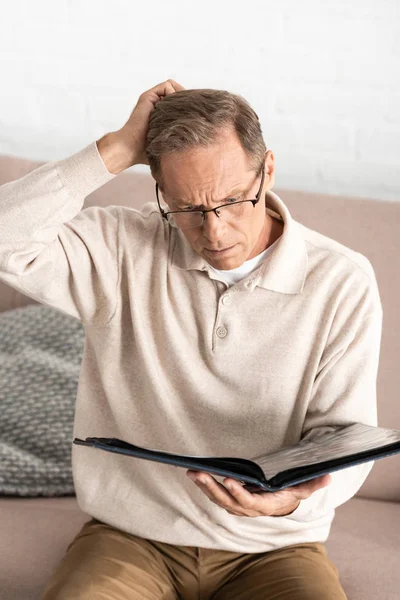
[{"xmin": 208, "ymin": 238, "xmax": 279, "ymax": 286}]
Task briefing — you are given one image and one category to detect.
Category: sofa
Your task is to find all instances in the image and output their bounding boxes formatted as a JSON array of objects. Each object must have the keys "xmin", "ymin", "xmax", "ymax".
[{"xmin": 0, "ymin": 152, "xmax": 399, "ymax": 600}]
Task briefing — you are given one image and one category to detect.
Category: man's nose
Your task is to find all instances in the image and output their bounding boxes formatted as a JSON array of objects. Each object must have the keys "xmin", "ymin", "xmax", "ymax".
[{"xmin": 202, "ymin": 210, "xmax": 227, "ymax": 241}]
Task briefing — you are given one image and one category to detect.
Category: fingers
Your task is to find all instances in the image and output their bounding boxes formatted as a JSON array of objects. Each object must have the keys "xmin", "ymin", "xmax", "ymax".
[
  {"xmin": 132, "ymin": 79, "xmax": 185, "ymax": 118},
  {"xmin": 222, "ymin": 478, "xmax": 258, "ymax": 508},
  {"xmin": 114, "ymin": 79, "xmax": 185, "ymax": 168},
  {"xmin": 298, "ymin": 474, "xmax": 332, "ymax": 494},
  {"xmin": 284, "ymin": 474, "xmax": 332, "ymax": 499},
  {"xmin": 164, "ymin": 79, "xmax": 186, "ymax": 93},
  {"xmin": 187, "ymin": 471, "xmax": 238, "ymax": 507},
  {"xmin": 187, "ymin": 471, "xmax": 264, "ymax": 515},
  {"xmin": 186, "ymin": 470, "xmax": 333, "ymax": 518},
  {"xmin": 143, "ymin": 79, "xmax": 185, "ymax": 102}
]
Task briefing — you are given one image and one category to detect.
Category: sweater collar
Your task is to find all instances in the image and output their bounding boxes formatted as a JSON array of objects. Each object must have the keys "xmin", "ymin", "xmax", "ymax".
[{"xmin": 171, "ymin": 190, "xmax": 308, "ymax": 295}]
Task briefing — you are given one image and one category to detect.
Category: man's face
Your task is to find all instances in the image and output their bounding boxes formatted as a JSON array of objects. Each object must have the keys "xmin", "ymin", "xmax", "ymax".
[{"xmin": 158, "ymin": 128, "xmax": 275, "ymax": 270}]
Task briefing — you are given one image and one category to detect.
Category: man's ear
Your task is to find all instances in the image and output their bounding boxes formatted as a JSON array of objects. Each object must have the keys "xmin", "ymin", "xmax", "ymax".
[{"xmin": 264, "ymin": 150, "xmax": 275, "ymax": 188}]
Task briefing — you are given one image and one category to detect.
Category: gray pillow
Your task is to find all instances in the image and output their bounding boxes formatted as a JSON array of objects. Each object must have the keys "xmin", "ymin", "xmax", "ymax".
[{"xmin": 0, "ymin": 304, "xmax": 84, "ymax": 496}]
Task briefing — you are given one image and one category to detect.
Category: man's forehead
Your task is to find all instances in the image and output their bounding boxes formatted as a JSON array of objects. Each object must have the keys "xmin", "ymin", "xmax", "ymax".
[
  {"xmin": 160, "ymin": 173, "xmax": 256, "ymax": 207},
  {"xmin": 158, "ymin": 138, "xmax": 257, "ymax": 202}
]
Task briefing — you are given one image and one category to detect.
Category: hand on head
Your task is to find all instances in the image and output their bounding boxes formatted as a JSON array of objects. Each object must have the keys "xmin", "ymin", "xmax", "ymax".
[{"xmin": 118, "ymin": 79, "xmax": 186, "ymax": 167}]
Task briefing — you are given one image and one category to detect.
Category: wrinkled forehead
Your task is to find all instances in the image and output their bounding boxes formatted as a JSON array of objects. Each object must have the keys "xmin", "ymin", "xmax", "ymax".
[{"xmin": 158, "ymin": 145, "xmax": 256, "ymax": 206}]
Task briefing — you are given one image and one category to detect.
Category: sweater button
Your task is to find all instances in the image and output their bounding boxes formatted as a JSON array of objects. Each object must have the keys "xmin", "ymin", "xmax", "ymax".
[
  {"xmin": 216, "ymin": 326, "xmax": 228, "ymax": 338},
  {"xmin": 222, "ymin": 294, "xmax": 232, "ymax": 306}
]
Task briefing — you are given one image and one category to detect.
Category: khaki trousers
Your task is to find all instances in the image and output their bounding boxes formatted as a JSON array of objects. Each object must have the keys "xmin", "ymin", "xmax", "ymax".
[{"xmin": 42, "ymin": 518, "xmax": 347, "ymax": 600}]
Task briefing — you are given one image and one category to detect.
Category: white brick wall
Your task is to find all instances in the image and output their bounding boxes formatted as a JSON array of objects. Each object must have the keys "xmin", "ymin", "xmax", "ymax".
[{"xmin": 0, "ymin": 0, "xmax": 399, "ymax": 201}]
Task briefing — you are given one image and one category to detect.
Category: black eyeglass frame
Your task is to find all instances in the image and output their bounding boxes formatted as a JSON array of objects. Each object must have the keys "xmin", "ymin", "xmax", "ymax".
[{"xmin": 155, "ymin": 166, "xmax": 266, "ymax": 229}]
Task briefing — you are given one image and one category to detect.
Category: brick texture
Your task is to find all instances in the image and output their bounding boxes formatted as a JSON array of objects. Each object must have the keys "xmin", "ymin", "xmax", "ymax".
[{"xmin": 0, "ymin": 0, "xmax": 398, "ymax": 201}]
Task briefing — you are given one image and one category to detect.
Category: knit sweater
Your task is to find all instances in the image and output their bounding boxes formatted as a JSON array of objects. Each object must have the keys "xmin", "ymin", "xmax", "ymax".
[{"xmin": 0, "ymin": 142, "xmax": 382, "ymax": 553}]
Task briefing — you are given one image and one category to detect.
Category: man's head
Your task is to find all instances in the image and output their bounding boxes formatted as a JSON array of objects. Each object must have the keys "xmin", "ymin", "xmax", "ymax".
[{"xmin": 145, "ymin": 89, "xmax": 276, "ymax": 270}]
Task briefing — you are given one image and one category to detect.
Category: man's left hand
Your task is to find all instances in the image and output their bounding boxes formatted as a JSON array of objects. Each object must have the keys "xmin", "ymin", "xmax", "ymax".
[{"xmin": 186, "ymin": 470, "xmax": 332, "ymax": 517}]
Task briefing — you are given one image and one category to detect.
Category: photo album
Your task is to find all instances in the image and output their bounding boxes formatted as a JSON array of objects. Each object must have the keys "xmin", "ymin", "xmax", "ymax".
[{"xmin": 74, "ymin": 422, "xmax": 400, "ymax": 492}]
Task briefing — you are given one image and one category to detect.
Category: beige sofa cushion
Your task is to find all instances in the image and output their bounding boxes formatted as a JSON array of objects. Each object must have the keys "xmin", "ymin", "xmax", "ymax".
[
  {"xmin": 0, "ymin": 154, "xmax": 399, "ymax": 502},
  {"xmin": 1, "ymin": 496, "xmax": 399, "ymax": 600}
]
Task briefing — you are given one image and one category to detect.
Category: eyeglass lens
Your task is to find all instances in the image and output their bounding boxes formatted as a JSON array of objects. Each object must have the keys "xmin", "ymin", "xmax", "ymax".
[{"xmin": 166, "ymin": 201, "xmax": 254, "ymax": 229}]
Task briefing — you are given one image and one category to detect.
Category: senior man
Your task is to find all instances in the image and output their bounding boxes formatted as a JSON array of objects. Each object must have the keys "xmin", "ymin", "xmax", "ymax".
[{"xmin": 0, "ymin": 80, "xmax": 382, "ymax": 599}]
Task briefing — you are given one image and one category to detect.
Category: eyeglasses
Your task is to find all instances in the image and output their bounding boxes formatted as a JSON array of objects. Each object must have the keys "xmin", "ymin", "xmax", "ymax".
[{"xmin": 155, "ymin": 167, "xmax": 265, "ymax": 230}]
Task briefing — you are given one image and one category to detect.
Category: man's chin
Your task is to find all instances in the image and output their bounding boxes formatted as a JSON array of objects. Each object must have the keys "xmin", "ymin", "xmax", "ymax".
[{"xmin": 203, "ymin": 246, "xmax": 244, "ymax": 270}]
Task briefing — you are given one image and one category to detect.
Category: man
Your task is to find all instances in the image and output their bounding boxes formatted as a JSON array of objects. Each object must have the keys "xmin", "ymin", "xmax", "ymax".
[{"xmin": 0, "ymin": 80, "xmax": 382, "ymax": 599}]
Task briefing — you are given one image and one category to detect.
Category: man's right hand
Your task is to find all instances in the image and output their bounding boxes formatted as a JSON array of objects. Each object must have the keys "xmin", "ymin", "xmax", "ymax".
[{"xmin": 97, "ymin": 79, "xmax": 185, "ymax": 175}]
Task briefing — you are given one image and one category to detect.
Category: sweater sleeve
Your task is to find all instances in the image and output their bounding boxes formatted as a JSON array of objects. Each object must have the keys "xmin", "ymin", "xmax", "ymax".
[
  {"xmin": 285, "ymin": 262, "xmax": 383, "ymax": 522},
  {"xmin": 0, "ymin": 142, "xmax": 120, "ymax": 327}
]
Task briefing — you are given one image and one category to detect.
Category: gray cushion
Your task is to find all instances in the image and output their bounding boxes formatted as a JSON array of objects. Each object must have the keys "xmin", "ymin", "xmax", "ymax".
[{"xmin": 0, "ymin": 305, "xmax": 83, "ymax": 496}]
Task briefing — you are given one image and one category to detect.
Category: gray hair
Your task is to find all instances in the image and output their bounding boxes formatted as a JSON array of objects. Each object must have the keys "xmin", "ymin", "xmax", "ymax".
[{"xmin": 145, "ymin": 89, "xmax": 267, "ymax": 187}]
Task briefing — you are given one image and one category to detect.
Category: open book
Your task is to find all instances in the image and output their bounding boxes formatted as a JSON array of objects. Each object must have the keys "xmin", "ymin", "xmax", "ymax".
[{"xmin": 73, "ymin": 423, "xmax": 400, "ymax": 493}]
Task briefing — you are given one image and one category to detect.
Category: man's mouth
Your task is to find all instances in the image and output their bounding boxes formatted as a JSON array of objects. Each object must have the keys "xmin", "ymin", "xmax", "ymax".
[{"xmin": 204, "ymin": 245, "xmax": 236, "ymax": 256}]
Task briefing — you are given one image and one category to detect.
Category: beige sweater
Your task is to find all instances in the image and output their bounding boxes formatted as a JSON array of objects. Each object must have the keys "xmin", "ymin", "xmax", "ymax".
[{"xmin": 0, "ymin": 142, "xmax": 383, "ymax": 553}]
